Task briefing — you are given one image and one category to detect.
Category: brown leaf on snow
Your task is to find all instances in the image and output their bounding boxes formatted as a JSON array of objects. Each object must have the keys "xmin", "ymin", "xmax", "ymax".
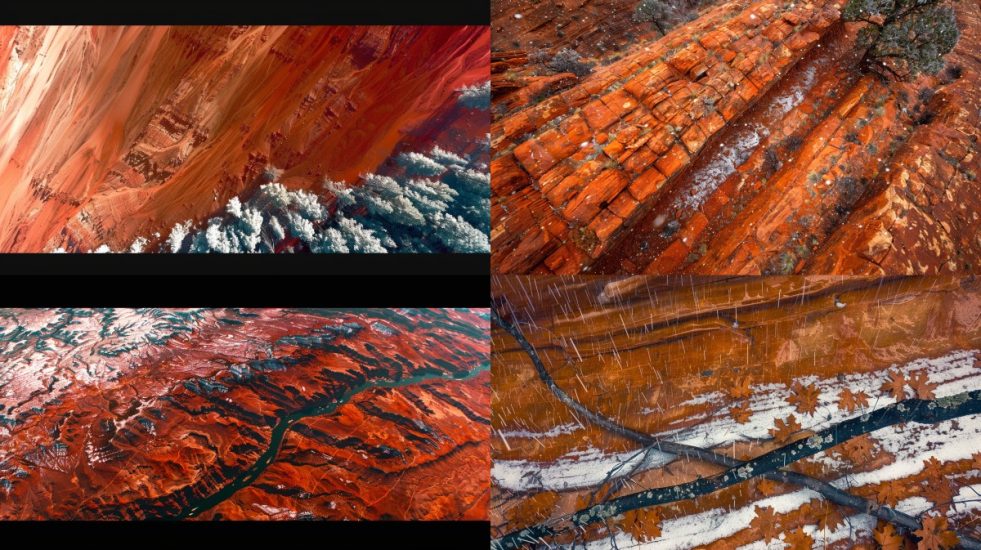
[
  {"xmin": 840, "ymin": 434, "xmax": 876, "ymax": 464},
  {"xmin": 787, "ymin": 381, "xmax": 821, "ymax": 414},
  {"xmin": 728, "ymin": 375, "xmax": 754, "ymax": 400},
  {"xmin": 815, "ymin": 501, "xmax": 846, "ymax": 532},
  {"xmin": 784, "ymin": 527, "xmax": 814, "ymax": 550},
  {"xmin": 730, "ymin": 402, "xmax": 752, "ymax": 424},
  {"xmin": 618, "ymin": 506, "xmax": 662, "ymax": 543},
  {"xmin": 769, "ymin": 414, "xmax": 803, "ymax": 443},
  {"xmin": 922, "ymin": 457, "xmax": 945, "ymax": 480},
  {"xmin": 755, "ymin": 477, "xmax": 783, "ymax": 497},
  {"xmin": 750, "ymin": 505, "xmax": 782, "ymax": 543},
  {"xmin": 876, "ymin": 479, "xmax": 909, "ymax": 507},
  {"xmin": 914, "ymin": 515, "xmax": 959, "ymax": 550},
  {"xmin": 874, "ymin": 522, "xmax": 906, "ymax": 550},
  {"xmin": 881, "ymin": 370, "xmax": 907, "ymax": 400},
  {"xmin": 838, "ymin": 387, "xmax": 870, "ymax": 413},
  {"xmin": 908, "ymin": 371, "xmax": 937, "ymax": 400},
  {"xmin": 921, "ymin": 479, "xmax": 956, "ymax": 515}
]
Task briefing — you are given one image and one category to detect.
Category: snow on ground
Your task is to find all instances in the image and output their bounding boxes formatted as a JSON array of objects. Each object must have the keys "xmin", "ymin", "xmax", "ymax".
[
  {"xmin": 498, "ymin": 422, "xmax": 583, "ymax": 440},
  {"xmin": 494, "ymin": 350, "xmax": 979, "ymax": 493},
  {"xmin": 499, "ymin": 350, "xmax": 981, "ymax": 548},
  {"xmin": 493, "ymin": 445, "xmax": 676, "ymax": 492},
  {"xmin": 767, "ymin": 65, "xmax": 818, "ymax": 119},
  {"xmin": 952, "ymin": 484, "xmax": 981, "ymax": 515},
  {"xmin": 840, "ymin": 414, "xmax": 981, "ymax": 488},
  {"xmin": 676, "ymin": 123, "xmax": 765, "ymax": 211}
]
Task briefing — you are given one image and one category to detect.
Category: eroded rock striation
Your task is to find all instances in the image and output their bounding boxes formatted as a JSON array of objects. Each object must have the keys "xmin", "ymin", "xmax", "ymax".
[{"xmin": 491, "ymin": 1, "xmax": 979, "ymax": 275}]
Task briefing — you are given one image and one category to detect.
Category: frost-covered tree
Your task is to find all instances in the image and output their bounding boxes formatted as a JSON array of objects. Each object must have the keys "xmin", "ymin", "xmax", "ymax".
[
  {"xmin": 429, "ymin": 146, "xmax": 468, "ymax": 167},
  {"xmin": 323, "ymin": 179, "xmax": 355, "ymax": 209},
  {"xmin": 149, "ymin": 133, "xmax": 490, "ymax": 253},
  {"xmin": 457, "ymin": 81, "xmax": 491, "ymax": 110},
  {"xmin": 398, "ymin": 151, "xmax": 446, "ymax": 177},
  {"xmin": 843, "ymin": 0, "xmax": 959, "ymax": 80},
  {"xmin": 167, "ymin": 221, "xmax": 192, "ymax": 253},
  {"xmin": 431, "ymin": 212, "xmax": 489, "ymax": 253}
]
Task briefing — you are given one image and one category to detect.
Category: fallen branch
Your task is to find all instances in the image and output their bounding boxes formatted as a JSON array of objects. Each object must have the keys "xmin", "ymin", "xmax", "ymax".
[{"xmin": 491, "ymin": 308, "xmax": 981, "ymax": 550}]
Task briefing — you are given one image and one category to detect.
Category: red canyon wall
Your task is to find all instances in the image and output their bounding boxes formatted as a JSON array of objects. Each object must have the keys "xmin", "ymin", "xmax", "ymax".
[{"xmin": 0, "ymin": 26, "xmax": 489, "ymax": 252}]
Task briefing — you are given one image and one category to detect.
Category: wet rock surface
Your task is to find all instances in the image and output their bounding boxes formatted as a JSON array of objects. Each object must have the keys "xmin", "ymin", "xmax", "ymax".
[
  {"xmin": 491, "ymin": 276, "xmax": 981, "ymax": 547},
  {"xmin": 491, "ymin": 1, "xmax": 980, "ymax": 275}
]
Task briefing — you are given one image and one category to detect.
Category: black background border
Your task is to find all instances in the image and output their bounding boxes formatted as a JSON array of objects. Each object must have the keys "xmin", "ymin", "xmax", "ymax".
[
  {"xmin": 0, "ymin": 0, "xmax": 490, "ymax": 25},
  {"xmin": 0, "ymin": 275, "xmax": 489, "ymax": 307},
  {"xmin": 4, "ymin": 521, "xmax": 490, "ymax": 548}
]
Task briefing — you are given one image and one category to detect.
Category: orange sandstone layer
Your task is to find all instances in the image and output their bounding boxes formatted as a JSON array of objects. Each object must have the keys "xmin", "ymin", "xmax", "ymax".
[
  {"xmin": 491, "ymin": 0, "xmax": 980, "ymax": 275},
  {"xmin": 492, "ymin": 0, "xmax": 842, "ymax": 273}
]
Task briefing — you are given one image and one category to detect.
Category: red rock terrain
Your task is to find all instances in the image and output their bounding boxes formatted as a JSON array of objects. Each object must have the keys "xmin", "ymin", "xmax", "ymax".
[
  {"xmin": 492, "ymin": 276, "xmax": 981, "ymax": 548},
  {"xmin": 0, "ymin": 26, "xmax": 489, "ymax": 252},
  {"xmin": 0, "ymin": 308, "xmax": 489, "ymax": 520},
  {"xmin": 491, "ymin": 0, "xmax": 980, "ymax": 275}
]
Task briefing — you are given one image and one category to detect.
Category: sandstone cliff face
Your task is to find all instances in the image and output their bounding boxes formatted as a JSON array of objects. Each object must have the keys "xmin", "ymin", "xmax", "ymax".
[
  {"xmin": 491, "ymin": 1, "xmax": 979, "ymax": 275},
  {"xmin": 0, "ymin": 26, "xmax": 489, "ymax": 252}
]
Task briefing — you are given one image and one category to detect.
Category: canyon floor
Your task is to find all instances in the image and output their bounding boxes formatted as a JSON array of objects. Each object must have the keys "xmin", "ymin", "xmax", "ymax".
[
  {"xmin": 491, "ymin": 0, "xmax": 980, "ymax": 275},
  {"xmin": 491, "ymin": 276, "xmax": 981, "ymax": 548},
  {"xmin": 0, "ymin": 308, "xmax": 490, "ymax": 520}
]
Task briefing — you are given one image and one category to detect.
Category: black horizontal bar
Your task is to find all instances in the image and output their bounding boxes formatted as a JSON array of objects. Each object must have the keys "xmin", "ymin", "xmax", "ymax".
[
  {"xmin": 0, "ymin": 0, "xmax": 489, "ymax": 25},
  {"xmin": 1, "ymin": 520, "xmax": 491, "ymax": 549},
  {"xmin": 0, "ymin": 254, "xmax": 488, "ymax": 277},
  {"xmin": 0, "ymin": 275, "xmax": 489, "ymax": 307}
]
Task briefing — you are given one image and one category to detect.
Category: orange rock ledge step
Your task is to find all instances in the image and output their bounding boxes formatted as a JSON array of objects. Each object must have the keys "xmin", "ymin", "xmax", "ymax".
[{"xmin": 490, "ymin": 0, "xmax": 980, "ymax": 276}]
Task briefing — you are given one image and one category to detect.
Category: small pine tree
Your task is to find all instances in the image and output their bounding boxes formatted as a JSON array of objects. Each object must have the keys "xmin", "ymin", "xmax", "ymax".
[
  {"xmin": 546, "ymin": 48, "xmax": 593, "ymax": 77},
  {"xmin": 843, "ymin": 0, "xmax": 959, "ymax": 81},
  {"xmin": 633, "ymin": 0, "xmax": 694, "ymax": 35}
]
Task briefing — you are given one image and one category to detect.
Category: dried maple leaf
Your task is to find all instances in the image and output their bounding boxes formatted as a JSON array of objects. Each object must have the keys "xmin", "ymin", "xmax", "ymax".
[
  {"xmin": 755, "ymin": 477, "xmax": 782, "ymax": 497},
  {"xmin": 877, "ymin": 479, "xmax": 909, "ymax": 507},
  {"xmin": 730, "ymin": 402, "xmax": 752, "ymax": 424},
  {"xmin": 908, "ymin": 371, "xmax": 937, "ymax": 400},
  {"xmin": 784, "ymin": 527, "xmax": 814, "ymax": 550},
  {"xmin": 838, "ymin": 387, "xmax": 870, "ymax": 413},
  {"xmin": 750, "ymin": 506, "xmax": 782, "ymax": 543},
  {"xmin": 874, "ymin": 522, "xmax": 906, "ymax": 550},
  {"xmin": 769, "ymin": 414, "xmax": 803, "ymax": 443},
  {"xmin": 788, "ymin": 381, "xmax": 821, "ymax": 414},
  {"xmin": 881, "ymin": 370, "xmax": 907, "ymax": 400},
  {"xmin": 815, "ymin": 501, "xmax": 846, "ymax": 532},
  {"xmin": 922, "ymin": 479, "xmax": 955, "ymax": 514},
  {"xmin": 840, "ymin": 434, "xmax": 876, "ymax": 464},
  {"xmin": 618, "ymin": 506, "xmax": 662, "ymax": 543},
  {"xmin": 729, "ymin": 375, "xmax": 753, "ymax": 400},
  {"xmin": 922, "ymin": 457, "xmax": 945, "ymax": 480},
  {"xmin": 914, "ymin": 515, "xmax": 959, "ymax": 550}
]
